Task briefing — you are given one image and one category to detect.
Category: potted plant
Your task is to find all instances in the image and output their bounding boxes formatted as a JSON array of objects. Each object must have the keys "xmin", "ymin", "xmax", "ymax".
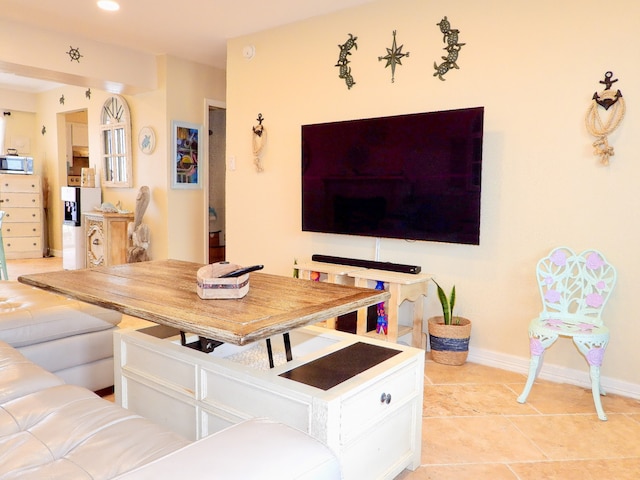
[{"xmin": 427, "ymin": 280, "xmax": 472, "ymax": 365}]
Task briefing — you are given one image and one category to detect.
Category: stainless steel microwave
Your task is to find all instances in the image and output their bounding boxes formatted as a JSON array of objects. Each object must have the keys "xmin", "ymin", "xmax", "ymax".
[{"xmin": 0, "ymin": 155, "xmax": 33, "ymax": 174}]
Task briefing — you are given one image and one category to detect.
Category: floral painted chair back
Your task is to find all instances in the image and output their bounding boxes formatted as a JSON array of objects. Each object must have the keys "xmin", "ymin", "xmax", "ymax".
[
  {"xmin": 536, "ymin": 247, "xmax": 616, "ymax": 329},
  {"xmin": 517, "ymin": 246, "xmax": 617, "ymax": 420}
]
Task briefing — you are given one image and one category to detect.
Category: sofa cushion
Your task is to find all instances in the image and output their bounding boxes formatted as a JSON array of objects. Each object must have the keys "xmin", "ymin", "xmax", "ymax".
[
  {"xmin": 0, "ymin": 342, "xmax": 64, "ymax": 404},
  {"xmin": 0, "ymin": 282, "xmax": 121, "ymax": 347},
  {"xmin": 116, "ymin": 418, "xmax": 342, "ymax": 480}
]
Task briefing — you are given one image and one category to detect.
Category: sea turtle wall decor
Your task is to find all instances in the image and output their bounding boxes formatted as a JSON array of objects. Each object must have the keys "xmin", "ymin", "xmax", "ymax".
[
  {"xmin": 433, "ymin": 16, "xmax": 465, "ymax": 81},
  {"xmin": 335, "ymin": 33, "xmax": 358, "ymax": 89}
]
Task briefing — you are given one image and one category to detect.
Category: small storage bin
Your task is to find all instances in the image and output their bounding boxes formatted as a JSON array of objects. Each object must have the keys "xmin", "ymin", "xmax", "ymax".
[{"xmin": 196, "ymin": 262, "xmax": 250, "ymax": 299}]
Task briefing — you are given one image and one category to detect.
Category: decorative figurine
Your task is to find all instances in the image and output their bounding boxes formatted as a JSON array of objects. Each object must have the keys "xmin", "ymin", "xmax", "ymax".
[
  {"xmin": 127, "ymin": 186, "xmax": 151, "ymax": 263},
  {"xmin": 374, "ymin": 281, "xmax": 388, "ymax": 335}
]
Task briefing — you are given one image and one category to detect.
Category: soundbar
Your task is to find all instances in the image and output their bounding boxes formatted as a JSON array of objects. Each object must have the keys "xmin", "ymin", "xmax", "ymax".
[{"xmin": 311, "ymin": 254, "xmax": 421, "ymax": 274}]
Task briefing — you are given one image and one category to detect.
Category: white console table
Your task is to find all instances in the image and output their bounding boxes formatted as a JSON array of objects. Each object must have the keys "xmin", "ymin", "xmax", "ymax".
[{"xmin": 114, "ymin": 325, "xmax": 424, "ymax": 480}]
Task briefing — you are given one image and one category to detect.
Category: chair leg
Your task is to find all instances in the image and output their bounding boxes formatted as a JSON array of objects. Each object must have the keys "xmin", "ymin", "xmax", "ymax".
[
  {"xmin": 574, "ymin": 337, "xmax": 609, "ymax": 421},
  {"xmin": 518, "ymin": 353, "xmax": 542, "ymax": 404},
  {"xmin": 0, "ymin": 246, "xmax": 7, "ymax": 280},
  {"xmin": 518, "ymin": 334, "xmax": 557, "ymax": 404},
  {"xmin": 589, "ymin": 365, "xmax": 607, "ymax": 421}
]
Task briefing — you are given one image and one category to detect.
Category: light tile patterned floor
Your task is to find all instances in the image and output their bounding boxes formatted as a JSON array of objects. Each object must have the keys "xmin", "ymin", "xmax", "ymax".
[
  {"xmin": 398, "ymin": 359, "xmax": 640, "ymax": 480},
  {"xmin": 6, "ymin": 258, "xmax": 640, "ymax": 479}
]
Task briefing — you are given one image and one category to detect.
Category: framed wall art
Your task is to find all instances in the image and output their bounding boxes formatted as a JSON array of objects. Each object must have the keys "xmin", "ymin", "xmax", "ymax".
[{"xmin": 171, "ymin": 120, "xmax": 202, "ymax": 189}]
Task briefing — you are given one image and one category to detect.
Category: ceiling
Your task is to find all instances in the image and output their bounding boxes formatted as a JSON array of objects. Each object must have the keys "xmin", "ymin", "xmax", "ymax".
[{"xmin": 0, "ymin": 0, "xmax": 375, "ymax": 93}]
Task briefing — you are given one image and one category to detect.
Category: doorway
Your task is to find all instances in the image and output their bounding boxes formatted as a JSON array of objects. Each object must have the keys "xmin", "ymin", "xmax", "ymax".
[
  {"xmin": 207, "ymin": 106, "xmax": 226, "ymax": 263},
  {"xmin": 64, "ymin": 110, "xmax": 89, "ymax": 187}
]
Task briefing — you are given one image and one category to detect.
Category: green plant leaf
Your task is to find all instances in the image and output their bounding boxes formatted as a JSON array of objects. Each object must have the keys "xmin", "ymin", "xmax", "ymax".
[
  {"xmin": 450, "ymin": 285, "xmax": 456, "ymax": 320},
  {"xmin": 433, "ymin": 279, "xmax": 452, "ymax": 325}
]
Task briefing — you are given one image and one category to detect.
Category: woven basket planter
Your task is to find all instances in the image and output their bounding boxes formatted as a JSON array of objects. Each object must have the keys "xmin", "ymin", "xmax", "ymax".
[{"xmin": 427, "ymin": 316, "xmax": 471, "ymax": 366}]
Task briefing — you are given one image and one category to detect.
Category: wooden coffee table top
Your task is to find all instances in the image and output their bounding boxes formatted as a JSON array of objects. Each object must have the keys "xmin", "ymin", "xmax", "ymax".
[{"xmin": 18, "ymin": 259, "xmax": 389, "ymax": 345}]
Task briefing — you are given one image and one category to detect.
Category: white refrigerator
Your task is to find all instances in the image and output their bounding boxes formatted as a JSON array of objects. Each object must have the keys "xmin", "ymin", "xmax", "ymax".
[{"xmin": 61, "ymin": 186, "xmax": 102, "ymax": 270}]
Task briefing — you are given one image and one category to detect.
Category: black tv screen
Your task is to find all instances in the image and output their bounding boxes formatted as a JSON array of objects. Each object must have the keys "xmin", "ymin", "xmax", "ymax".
[{"xmin": 301, "ymin": 107, "xmax": 484, "ymax": 245}]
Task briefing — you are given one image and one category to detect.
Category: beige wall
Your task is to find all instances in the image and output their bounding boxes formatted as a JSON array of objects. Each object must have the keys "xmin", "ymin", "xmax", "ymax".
[
  {"xmin": 165, "ymin": 56, "xmax": 226, "ymax": 262},
  {"xmin": 225, "ymin": 0, "xmax": 640, "ymax": 390}
]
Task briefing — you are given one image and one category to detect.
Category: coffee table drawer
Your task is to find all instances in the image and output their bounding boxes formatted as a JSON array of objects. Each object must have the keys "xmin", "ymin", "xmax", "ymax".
[{"xmin": 340, "ymin": 360, "xmax": 420, "ymax": 442}]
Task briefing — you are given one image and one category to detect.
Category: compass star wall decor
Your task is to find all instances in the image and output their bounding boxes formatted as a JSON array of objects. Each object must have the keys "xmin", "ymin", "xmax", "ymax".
[{"xmin": 378, "ymin": 30, "xmax": 409, "ymax": 83}]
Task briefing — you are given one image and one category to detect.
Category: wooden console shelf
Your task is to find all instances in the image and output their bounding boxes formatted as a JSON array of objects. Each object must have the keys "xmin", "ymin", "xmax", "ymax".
[
  {"xmin": 295, "ymin": 260, "xmax": 431, "ymax": 348},
  {"xmin": 294, "ymin": 260, "xmax": 364, "ymax": 329}
]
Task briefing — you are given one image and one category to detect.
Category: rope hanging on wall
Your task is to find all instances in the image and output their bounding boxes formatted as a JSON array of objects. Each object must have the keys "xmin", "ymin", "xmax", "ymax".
[
  {"xmin": 585, "ymin": 72, "xmax": 625, "ymax": 166},
  {"xmin": 252, "ymin": 113, "xmax": 267, "ymax": 172}
]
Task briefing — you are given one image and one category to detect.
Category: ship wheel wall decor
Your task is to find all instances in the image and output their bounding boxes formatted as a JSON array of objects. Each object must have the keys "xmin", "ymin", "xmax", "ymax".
[
  {"xmin": 66, "ymin": 46, "xmax": 83, "ymax": 62},
  {"xmin": 585, "ymin": 71, "xmax": 625, "ymax": 166}
]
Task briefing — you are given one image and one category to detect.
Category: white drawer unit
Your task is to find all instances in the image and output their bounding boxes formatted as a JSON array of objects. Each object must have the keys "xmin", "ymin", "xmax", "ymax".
[
  {"xmin": 0, "ymin": 174, "xmax": 43, "ymax": 259},
  {"xmin": 114, "ymin": 325, "xmax": 424, "ymax": 480}
]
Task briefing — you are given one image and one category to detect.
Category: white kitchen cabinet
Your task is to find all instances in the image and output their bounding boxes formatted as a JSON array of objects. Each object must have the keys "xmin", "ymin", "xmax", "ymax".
[
  {"xmin": 0, "ymin": 174, "xmax": 43, "ymax": 259},
  {"xmin": 67, "ymin": 122, "xmax": 88, "ymax": 147},
  {"xmin": 114, "ymin": 325, "xmax": 424, "ymax": 480}
]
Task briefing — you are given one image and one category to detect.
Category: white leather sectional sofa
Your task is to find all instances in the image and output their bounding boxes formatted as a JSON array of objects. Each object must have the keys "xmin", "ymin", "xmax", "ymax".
[
  {"xmin": 0, "ymin": 281, "xmax": 122, "ymax": 392},
  {"xmin": 0, "ymin": 339, "xmax": 342, "ymax": 479}
]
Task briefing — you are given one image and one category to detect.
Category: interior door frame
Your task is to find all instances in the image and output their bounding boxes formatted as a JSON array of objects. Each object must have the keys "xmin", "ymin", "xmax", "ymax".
[{"xmin": 202, "ymin": 98, "xmax": 226, "ymax": 263}]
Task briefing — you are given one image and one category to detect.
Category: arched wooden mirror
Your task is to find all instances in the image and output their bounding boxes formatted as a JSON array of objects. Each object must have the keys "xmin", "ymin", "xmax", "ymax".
[{"xmin": 100, "ymin": 95, "xmax": 133, "ymax": 187}]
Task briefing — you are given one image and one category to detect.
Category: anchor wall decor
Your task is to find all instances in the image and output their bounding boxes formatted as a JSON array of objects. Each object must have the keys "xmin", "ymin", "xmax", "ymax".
[
  {"xmin": 585, "ymin": 71, "xmax": 625, "ymax": 166},
  {"xmin": 252, "ymin": 113, "xmax": 267, "ymax": 172}
]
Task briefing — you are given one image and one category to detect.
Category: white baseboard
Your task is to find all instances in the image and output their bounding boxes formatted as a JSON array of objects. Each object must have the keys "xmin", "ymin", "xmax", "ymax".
[{"xmin": 467, "ymin": 347, "xmax": 640, "ymax": 401}]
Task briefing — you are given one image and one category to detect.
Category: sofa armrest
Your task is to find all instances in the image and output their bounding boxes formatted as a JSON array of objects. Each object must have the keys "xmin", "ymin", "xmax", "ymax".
[{"xmin": 115, "ymin": 418, "xmax": 341, "ymax": 480}]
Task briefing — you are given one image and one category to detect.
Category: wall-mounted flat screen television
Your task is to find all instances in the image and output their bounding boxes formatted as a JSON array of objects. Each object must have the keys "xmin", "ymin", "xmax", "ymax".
[{"xmin": 301, "ymin": 107, "xmax": 484, "ymax": 245}]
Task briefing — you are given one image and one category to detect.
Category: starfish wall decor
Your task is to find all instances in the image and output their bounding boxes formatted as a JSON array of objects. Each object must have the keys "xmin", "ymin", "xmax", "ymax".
[{"xmin": 378, "ymin": 30, "xmax": 409, "ymax": 83}]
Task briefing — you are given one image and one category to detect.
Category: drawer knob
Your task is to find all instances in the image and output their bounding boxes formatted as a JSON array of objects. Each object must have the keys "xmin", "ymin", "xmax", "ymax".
[{"xmin": 380, "ymin": 392, "xmax": 392, "ymax": 404}]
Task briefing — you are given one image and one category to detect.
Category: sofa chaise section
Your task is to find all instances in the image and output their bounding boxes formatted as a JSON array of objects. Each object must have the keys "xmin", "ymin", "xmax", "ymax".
[{"xmin": 0, "ymin": 281, "xmax": 121, "ymax": 391}]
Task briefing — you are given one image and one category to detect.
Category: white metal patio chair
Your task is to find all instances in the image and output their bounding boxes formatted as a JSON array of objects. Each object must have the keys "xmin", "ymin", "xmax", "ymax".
[{"xmin": 517, "ymin": 246, "xmax": 617, "ymax": 420}]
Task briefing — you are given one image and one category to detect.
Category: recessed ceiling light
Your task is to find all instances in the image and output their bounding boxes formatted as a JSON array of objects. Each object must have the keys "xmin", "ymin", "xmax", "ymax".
[{"xmin": 97, "ymin": 1, "xmax": 120, "ymax": 11}]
